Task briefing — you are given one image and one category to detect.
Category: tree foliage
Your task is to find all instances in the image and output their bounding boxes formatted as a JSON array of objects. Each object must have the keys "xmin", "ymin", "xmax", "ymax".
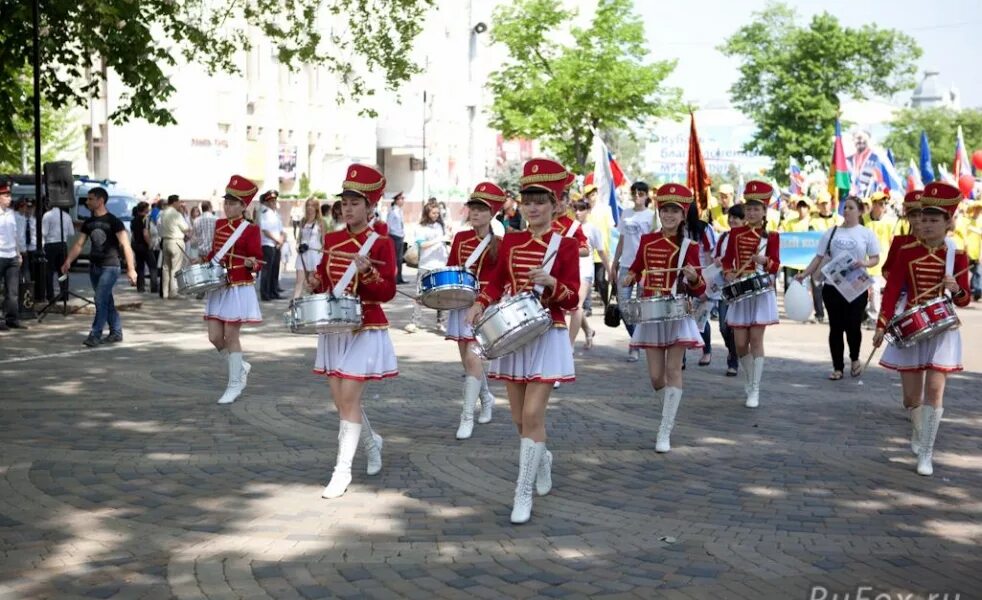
[
  {"xmin": 719, "ymin": 2, "xmax": 921, "ymax": 179},
  {"xmin": 487, "ymin": 0, "xmax": 684, "ymax": 172},
  {"xmin": 0, "ymin": 69, "xmax": 79, "ymax": 171},
  {"xmin": 0, "ymin": 0, "xmax": 433, "ymax": 161},
  {"xmin": 884, "ymin": 107, "xmax": 982, "ymax": 169}
]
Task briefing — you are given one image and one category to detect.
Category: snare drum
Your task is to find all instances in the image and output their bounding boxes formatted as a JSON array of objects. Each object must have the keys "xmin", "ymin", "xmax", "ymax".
[
  {"xmin": 622, "ymin": 295, "xmax": 690, "ymax": 326},
  {"xmin": 722, "ymin": 272, "xmax": 773, "ymax": 303},
  {"xmin": 474, "ymin": 292, "xmax": 553, "ymax": 358},
  {"xmin": 288, "ymin": 294, "xmax": 363, "ymax": 334},
  {"xmin": 176, "ymin": 262, "xmax": 228, "ymax": 295},
  {"xmin": 886, "ymin": 297, "xmax": 960, "ymax": 348},
  {"xmin": 418, "ymin": 267, "xmax": 479, "ymax": 309}
]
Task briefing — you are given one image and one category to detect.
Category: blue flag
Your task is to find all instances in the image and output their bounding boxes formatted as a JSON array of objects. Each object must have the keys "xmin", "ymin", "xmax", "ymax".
[{"xmin": 919, "ymin": 131, "xmax": 935, "ymax": 185}]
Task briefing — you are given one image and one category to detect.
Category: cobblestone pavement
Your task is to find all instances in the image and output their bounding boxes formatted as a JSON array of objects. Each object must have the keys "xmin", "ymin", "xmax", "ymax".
[{"xmin": 1, "ymin": 276, "xmax": 981, "ymax": 599}]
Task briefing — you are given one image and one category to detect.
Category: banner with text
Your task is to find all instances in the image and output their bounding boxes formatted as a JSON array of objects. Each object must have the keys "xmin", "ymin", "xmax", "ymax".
[{"xmin": 779, "ymin": 231, "xmax": 824, "ymax": 270}]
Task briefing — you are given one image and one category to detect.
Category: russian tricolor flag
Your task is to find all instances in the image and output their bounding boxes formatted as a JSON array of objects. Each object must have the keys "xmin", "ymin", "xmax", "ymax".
[{"xmin": 591, "ymin": 132, "xmax": 627, "ymax": 225}]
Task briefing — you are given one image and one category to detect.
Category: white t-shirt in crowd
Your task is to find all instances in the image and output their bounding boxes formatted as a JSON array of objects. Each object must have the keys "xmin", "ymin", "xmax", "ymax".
[
  {"xmin": 816, "ymin": 224, "xmax": 881, "ymax": 274},
  {"xmin": 579, "ymin": 221, "xmax": 603, "ymax": 279},
  {"xmin": 416, "ymin": 221, "xmax": 449, "ymax": 270},
  {"xmin": 617, "ymin": 208, "xmax": 656, "ymax": 267}
]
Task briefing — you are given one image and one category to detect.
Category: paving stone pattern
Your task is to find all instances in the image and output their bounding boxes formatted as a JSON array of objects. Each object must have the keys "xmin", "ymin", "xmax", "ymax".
[{"xmin": 1, "ymin": 278, "xmax": 981, "ymax": 599}]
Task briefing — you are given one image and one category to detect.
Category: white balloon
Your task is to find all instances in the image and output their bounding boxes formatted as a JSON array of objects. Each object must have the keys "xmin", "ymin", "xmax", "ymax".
[{"xmin": 784, "ymin": 279, "xmax": 813, "ymax": 322}]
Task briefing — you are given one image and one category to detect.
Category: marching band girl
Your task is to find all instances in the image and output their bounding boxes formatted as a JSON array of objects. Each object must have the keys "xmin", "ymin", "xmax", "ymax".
[
  {"xmin": 307, "ymin": 164, "xmax": 398, "ymax": 498},
  {"xmin": 622, "ymin": 184, "xmax": 706, "ymax": 453},
  {"xmin": 873, "ymin": 182, "xmax": 971, "ymax": 476},
  {"xmin": 445, "ymin": 182, "xmax": 505, "ymax": 439},
  {"xmin": 721, "ymin": 180, "xmax": 781, "ymax": 408},
  {"xmin": 466, "ymin": 158, "xmax": 580, "ymax": 524},
  {"xmin": 204, "ymin": 175, "xmax": 264, "ymax": 405}
]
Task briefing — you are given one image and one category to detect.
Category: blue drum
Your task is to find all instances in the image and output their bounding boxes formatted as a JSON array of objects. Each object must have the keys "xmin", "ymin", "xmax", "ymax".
[{"xmin": 418, "ymin": 267, "xmax": 478, "ymax": 309}]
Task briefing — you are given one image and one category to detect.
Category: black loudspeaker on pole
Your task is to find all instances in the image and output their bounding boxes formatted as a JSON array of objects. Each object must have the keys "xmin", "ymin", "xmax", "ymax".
[{"xmin": 44, "ymin": 161, "xmax": 74, "ymax": 208}]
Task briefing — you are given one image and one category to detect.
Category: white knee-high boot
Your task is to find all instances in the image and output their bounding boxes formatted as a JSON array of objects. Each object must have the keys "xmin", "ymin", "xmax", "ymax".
[
  {"xmin": 241, "ymin": 355, "xmax": 251, "ymax": 387},
  {"xmin": 457, "ymin": 376, "xmax": 482, "ymax": 439},
  {"xmin": 323, "ymin": 420, "xmax": 362, "ymax": 498},
  {"xmin": 656, "ymin": 387, "xmax": 683, "ymax": 453},
  {"xmin": 217, "ymin": 352, "xmax": 245, "ymax": 405},
  {"xmin": 909, "ymin": 405, "xmax": 923, "ymax": 456},
  {"xmin": 739, "ymin": 355, "xmax": 754, "ymax": 400},
  {"xmin": 359, "ymin": 409, "xmax": 383, "ymax": 476},
  {"xmin": 916, "ymin": 406, "xmax": 943, "ymax": 476},
  {"xmin": 746, "ymin": 357, "xmax": 764, "ymax": 408},
  {"xmin": 511, "ymin": 438, "xmax": 545, "ymax": 524},
  {"xmin": 478, "ymin": 372, "xmax": 494, "ymax": 424},
  {"xmin": 535, "ymin": 442, "xmax": 552, "ymax": 496}
]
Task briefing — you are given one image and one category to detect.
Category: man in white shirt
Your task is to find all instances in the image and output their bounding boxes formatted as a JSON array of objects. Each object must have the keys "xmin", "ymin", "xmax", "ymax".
[
  {"xmin": 386, "ymin": 192, "xmax": 406, "ymax": 283},
  {"xmin": 15, "ymin": 199, "xmax": 39, "ymax": 302},
  {"xmin": 610, "ymin": 181, "xmax": 656, "ymax": 362},
  {"xmin": 42, "ymin": 205, "xmax": 75, "ymax": 301},
  {"xmin": 259, "ymin": 191, "xmax": 285, "ymax": 301},
  {"xmin": 192, "ymin": 201, "xmax": 218, "ymax": 257},
  {"xmin": 159, "ymin": 195, "xmax": 191, "ymax": 299},
  {"xmin": 0, "ymin": 183, "xmax": 25, "ymax": 329}
]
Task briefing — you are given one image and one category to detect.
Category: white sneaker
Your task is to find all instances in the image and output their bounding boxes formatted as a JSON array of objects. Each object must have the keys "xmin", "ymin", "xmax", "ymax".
[
  {"xmin": 404, "ymin": 323, "xmax": 418, "ymax": 333},
  {"xmin": 627, "ymin": 348, "xmax": 640, "ymax": 362},
  {"xmin": 553, "ymin": 381, "xmax": 561, "ymax": 390}
]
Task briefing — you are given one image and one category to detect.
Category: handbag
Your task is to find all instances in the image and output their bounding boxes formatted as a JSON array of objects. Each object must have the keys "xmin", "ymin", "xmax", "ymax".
[
  {"xmin": 403, "ymin": 243, "xmax": 419, "ymax": 268},
  {"xmin": 604, "ymin": 283, "xmax": 621, "ymax": 327}
]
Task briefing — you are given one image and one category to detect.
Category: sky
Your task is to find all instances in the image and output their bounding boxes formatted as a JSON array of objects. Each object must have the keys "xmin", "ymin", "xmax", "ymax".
[{"xmin": 633, "ymin": 0, "xmax": 982, "ymax": 109}]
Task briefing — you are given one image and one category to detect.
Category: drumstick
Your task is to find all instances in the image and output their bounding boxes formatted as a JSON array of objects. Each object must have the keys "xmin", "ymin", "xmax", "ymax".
[
  {"xmin": 643, "ymin": 266, "xmax": 706, "ymax": 274},
  {"xmin": 907, "ymin": 267, "xmax": 971, "ymax": 305},
  {"xmin": 855, "ymin": 346, "xmax": 878, "ymax": 386}
]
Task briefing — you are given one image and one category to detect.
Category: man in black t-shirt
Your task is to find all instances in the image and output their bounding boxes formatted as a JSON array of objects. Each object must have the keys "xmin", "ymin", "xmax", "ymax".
[{"xmin": 62, "ymin": 187, "xmax": 137, "ymax": 347}]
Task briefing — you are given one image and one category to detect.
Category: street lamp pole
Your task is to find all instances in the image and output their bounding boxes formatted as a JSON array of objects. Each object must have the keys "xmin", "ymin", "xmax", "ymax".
[{"xmin": 32, "ymin": 0, "xmax": 46, "ymax": 306}]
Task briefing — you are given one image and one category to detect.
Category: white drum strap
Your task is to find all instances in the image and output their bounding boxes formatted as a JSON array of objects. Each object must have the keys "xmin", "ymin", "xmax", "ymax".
[
  {"xmin": 942, "ymin": 237, "xmax": 956, "ymax": 299},
  {"xmin": 333, "ymin": 232, "xmax": 380, "ymax": 297},
  {"xmin": 533, "ymin": 233, "xmax": 563, "ymax": 295},
  {"xmin": 565, "ymin": 219, "xmax": 581, "ymax": 238},
  {"xmin": 754, "ymin": 233, "xmax": 768, "ymax": 274},
  {"xmin": 944, "ymin": 237, "xmax": 955, "ymax": 277},
  {"xmin": 671, "ymin": 239, "xmax": 691, "ymax": 296},
  {"xmin": 212, "ymin": 221, "xmax": 250, "ymax": 265},
  {"xmin": 464, "ymin": 233, "xmax": 494, "ymax": 270}
]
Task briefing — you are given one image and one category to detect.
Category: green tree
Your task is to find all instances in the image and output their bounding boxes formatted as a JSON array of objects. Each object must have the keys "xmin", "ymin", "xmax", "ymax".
[
  {"xmin": 719, "ymin": 2, "xmax": 921, "ymax": 179},
  {"xmin": 884, "ymin": 107, "xmax": 982, "ymax": 169},
  {"xmin": 0, "ymin": 0, "xmax": 434, "ymax": 161},
  {"xmin": 487, "ymin": 0, "xmax": 684, "ymax": 172}
]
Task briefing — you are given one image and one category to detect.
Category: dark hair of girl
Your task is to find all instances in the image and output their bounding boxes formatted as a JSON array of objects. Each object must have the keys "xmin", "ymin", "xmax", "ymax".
[
  {"xmin": 726, "ymin": 204, "xmax": 745, "ymax": 219},
  {"xmin": 686, "ymin": 202, "xmax": 710, "ymax": 244}
]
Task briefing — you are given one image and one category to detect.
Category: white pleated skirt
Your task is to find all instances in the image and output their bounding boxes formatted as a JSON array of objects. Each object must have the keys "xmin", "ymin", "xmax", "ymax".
[
  {"xmin": 725, "ymin": 288, "xmax": 779, "ymax": 328},
  {"xmin": 489, "ymin": 326, "xmax": 575, "ymax": 384},
  {"xmin": 630, "ymin": 316, "xmax": 704, "ymax": 350},
  {"xmin": 314, "ymin": 329, "xmax": 399, "ymax": 381},
  {"xmin": 880, "ymin": 329, "xmax": 962, "ymax": 373},
  {"xmin": 204, "ymin": 284, "xmax": 262, "ymax": 324},
  {"xmin": 444, "ymin": 308, "xmax": 475, "ymax": 342}
]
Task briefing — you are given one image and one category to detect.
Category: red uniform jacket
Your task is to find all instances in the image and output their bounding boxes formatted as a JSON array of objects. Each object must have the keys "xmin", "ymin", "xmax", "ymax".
[
  {"xmin": 551, "ymin": 214, "xmax": 589, "ymax": 251},
  {"xmin": 206, "ymin": 218, "xmax": 264, "ymax": 285},
  {"xmin": 313, "ymin": 226, "xmax": 397, "ymax": 329},
  {"xmin": 628, "ymin": 232, "xmax": 707, "ymax": 297},
  {"xmin": 877, "ymin": 240, "xmax": 970, "ymax": 329},
  {"xmin": 476, "ymin": 230, "xmax": 580, "ymax": 326},
  {"xmin": 882, "ymin": 234, "xmax": 915, "ymax": 281},
  {"xmin": 447, "ymin": 229, "xmax": 500, "ymax": 287},
  {"xmin": 722, "ymin": 226, "xmax": 780, "ymax": 276}
]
